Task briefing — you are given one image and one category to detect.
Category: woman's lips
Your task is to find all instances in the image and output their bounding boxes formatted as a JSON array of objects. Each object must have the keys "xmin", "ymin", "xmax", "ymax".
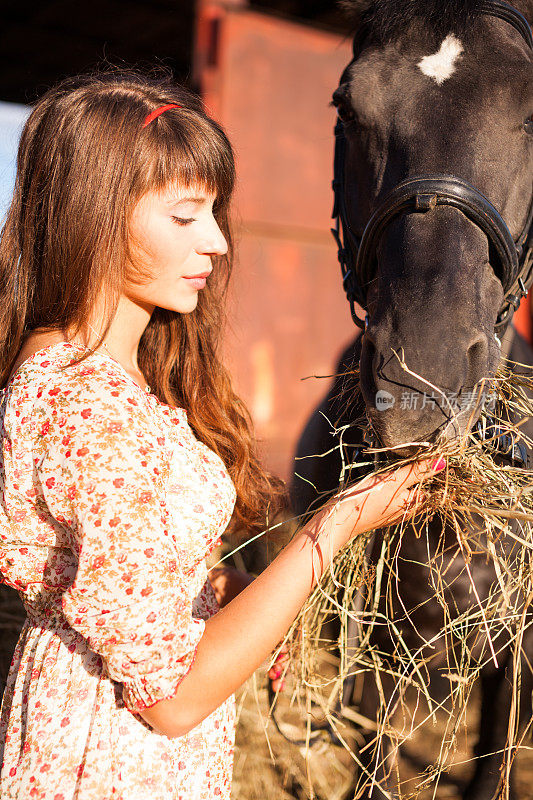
[{"xmin": 183, "ymin": 276, "xmax": 208, "ymax": 290}]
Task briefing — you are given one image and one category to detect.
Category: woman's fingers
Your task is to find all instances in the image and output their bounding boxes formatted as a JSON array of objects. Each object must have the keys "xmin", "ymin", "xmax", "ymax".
[
  {"xmin": 392, "ymin": 456, "xmax": 446, "ymax": 488},
  {"xmin": 354, "ymin": 456, "xmax": 445, "ymax": 495},
  {"xmin": 268, "ymin": 642, "xmax": 290, "ymax": 692},
  {"xmin": 268, "ymin": 644, "xmax": 289, "ymax": 677},
  {"xmin": 332, "ymin": 456, "xmax": 445, "ymax": 537},
  {"xmin": 377, "ymin": 481, "xmax": 429, "ymax": 527},
  {"xmin": 340, "ymin": 456, "xmax": 444, "ymax": 501}
]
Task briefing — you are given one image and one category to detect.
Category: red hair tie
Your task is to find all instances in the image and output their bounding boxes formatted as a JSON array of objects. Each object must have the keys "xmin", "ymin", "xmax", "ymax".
[{"xmin": 142, "ymin": 104, "xmax": 182, "ymax": 128}]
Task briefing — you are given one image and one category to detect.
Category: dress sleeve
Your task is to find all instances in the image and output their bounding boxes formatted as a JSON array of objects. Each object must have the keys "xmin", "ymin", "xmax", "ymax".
[{"xmin": 32, "ymin": 367, "xmax": 205, "ymax": 716}]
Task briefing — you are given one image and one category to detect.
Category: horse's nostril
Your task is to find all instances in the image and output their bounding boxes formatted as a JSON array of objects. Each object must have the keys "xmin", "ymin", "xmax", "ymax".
[{"xmin": 466, "ymin": 336, "xmax": 488, "ymax": 387}]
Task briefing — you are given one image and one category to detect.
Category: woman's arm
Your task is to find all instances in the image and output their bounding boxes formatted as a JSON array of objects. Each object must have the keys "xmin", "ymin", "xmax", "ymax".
[{"xmin": 139, "ymin": 457, "xmax": 442, "ymax": 738}]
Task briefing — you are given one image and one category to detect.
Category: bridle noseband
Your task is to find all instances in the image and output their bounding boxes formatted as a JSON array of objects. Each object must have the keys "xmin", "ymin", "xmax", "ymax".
[{"xmin": 332, "ymin": 0, "xmax": 533, "ymax": 338}]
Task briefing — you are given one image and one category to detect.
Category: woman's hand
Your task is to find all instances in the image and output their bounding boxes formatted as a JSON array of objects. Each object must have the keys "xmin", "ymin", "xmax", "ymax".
[
  {"xmin": 307, "ymin": 456, "xmax": 445, "ymax": 552},
  {"xmin": 268, "ymin": 641, "xmax": 290, "ymax": 693},
  {"xmin": 208, "ymin": 566, "xmax": 254, "ymax": 609},
  {"xmin": 346, "ymin": 455, "xmax": 444, "ymax": 532}
]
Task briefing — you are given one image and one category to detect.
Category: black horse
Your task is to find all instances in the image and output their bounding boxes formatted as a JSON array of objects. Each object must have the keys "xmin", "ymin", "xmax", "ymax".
[{"xmin": 291, "ymin": 1, "xmax": 533, "ymax": 798}]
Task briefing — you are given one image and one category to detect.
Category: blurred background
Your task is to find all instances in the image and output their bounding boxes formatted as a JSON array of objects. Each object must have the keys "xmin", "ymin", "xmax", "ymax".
[{"xmin": 0, "ymin": 0, "xmax": 531, "ymax": 482}]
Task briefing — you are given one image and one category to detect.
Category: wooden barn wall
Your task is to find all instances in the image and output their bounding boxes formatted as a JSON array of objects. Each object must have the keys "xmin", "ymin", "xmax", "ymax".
[{"xmin": 195, "ymin": 1, "xmax": 357, "ymax": 480}]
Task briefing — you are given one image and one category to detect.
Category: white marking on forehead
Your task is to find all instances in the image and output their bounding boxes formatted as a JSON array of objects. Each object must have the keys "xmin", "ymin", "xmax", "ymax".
[{"xmin": 417, "ymin": 34, "xmax": 464, "ymax": 85}]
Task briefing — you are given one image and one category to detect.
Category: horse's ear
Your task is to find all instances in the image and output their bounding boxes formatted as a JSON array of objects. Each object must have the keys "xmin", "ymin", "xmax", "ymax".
[
  {"xmin": 339, "ymin": 0, "xmax": 374, "ymax": 48},
  {"xmin": 338, "ymin": 0, "xmax": 373, "ymax": 22}
]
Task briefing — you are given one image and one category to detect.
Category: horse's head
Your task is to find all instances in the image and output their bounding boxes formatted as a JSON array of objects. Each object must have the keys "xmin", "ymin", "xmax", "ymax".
[{"xmin": 335, "ymin": 0, "xmax": 533, "ymax": 454}]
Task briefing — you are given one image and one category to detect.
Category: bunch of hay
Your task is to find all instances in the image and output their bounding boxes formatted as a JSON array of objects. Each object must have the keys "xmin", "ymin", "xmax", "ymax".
[{"xmin": 272, "ymin": 357, "xmax": 533, "ymax": 799}]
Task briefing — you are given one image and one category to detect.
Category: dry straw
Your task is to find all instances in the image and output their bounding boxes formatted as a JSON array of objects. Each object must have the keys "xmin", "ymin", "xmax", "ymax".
[{"xmin": 270, "ymin": 353, "xmax": 533, "ymax": 799}]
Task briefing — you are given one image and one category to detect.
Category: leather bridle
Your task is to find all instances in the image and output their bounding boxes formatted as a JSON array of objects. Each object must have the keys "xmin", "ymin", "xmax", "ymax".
[{"xmin": 332, "ymin": 0, "xmax": 533, "ymax": 338}]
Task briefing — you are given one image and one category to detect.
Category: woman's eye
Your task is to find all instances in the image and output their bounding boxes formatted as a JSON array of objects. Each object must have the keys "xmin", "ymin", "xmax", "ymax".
[
  {"xmin": 172, "ymin": 216, "xmax": 195, "ymax": 225},
  {"xmin": 524, "ymin": 115, "xmax": 533, "ymax": 134}
]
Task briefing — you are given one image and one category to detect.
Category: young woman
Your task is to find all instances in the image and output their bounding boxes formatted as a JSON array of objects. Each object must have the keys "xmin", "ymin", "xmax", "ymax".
[{"xmin": 0, "ymin": 71, "xmax": 444, "ymax": 799}]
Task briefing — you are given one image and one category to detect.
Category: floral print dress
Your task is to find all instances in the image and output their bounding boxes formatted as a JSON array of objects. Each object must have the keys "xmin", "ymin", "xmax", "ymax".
[{"xmin": 0, "ymin": 341, "xmax": 237, "ymax": 800}]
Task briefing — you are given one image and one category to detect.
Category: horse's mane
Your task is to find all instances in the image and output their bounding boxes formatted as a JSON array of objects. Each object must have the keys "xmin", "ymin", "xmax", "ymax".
[{"xmin": 340, "ymin": 0, "xmax": 486, "ymax": 44}]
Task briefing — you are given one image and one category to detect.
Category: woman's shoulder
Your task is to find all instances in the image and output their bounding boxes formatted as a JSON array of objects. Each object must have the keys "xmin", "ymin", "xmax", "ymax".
[{"xmin": 3, "ymin": 340, "xmax": 156, "ymax": 429}]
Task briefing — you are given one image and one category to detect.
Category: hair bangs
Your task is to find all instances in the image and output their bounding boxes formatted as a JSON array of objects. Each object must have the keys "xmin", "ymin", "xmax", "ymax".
[{"xmin": 140, "ymin": 112, "xmax": 235, "ymax": 213}]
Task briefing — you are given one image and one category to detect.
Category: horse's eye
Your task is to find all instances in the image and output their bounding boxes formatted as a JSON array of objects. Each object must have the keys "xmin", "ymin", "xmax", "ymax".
[
  {"xmin": 524, "ymin": 115, "xmax": 533, "ymax": 134},
  {"xmin": 332, "ymin": 85, "xmax": 356, "ymax": 123}
]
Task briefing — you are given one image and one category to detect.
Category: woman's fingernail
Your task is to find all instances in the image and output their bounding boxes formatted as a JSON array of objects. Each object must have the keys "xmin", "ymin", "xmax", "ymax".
[{"xmin": 432, "ymin": 458, "xmax": 446, "ymax": 472}]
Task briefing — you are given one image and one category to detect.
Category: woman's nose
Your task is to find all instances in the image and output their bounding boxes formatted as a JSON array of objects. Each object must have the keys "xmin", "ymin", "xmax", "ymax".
[{"xmin": 196, "ymin": 218, "xmax": 228, "ymax": 257}]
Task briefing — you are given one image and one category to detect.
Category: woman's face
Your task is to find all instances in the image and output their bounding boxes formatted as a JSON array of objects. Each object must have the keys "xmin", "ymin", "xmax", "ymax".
[{"xmin": 125, "ymin": 183, "xmax": 228, "ymax": 314}]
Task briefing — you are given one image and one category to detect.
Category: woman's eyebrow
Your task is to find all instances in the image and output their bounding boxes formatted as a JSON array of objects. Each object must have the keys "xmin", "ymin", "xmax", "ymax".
[{"xmin": 166, "ymin": 196, "xmax": 207, "ymax": 207}]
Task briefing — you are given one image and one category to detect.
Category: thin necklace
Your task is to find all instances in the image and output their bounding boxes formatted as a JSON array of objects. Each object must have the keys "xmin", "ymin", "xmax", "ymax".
[{"xmin": 85, "ymin": 323, "xmax": 152, "ymax": 394}]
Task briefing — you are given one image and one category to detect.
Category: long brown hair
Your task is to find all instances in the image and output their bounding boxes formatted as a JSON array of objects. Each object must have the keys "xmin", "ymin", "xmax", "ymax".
[{"xmin": 0, "ymin": 69, "xmax": 285, "ymax": 532}]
